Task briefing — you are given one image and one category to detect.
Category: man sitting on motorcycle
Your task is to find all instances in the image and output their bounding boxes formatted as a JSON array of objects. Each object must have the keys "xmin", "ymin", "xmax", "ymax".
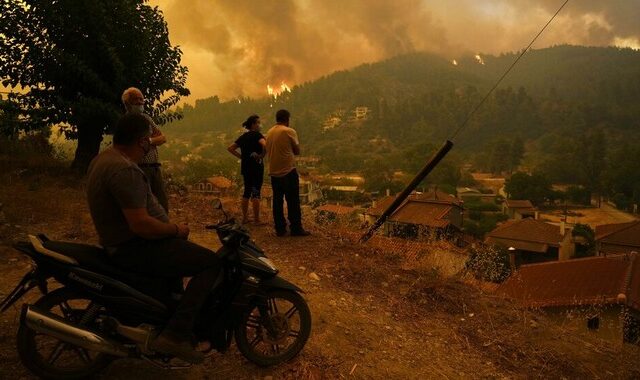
[{"xmin": 86, "ymin": 113, "xmax": 219, "ymax": 364}]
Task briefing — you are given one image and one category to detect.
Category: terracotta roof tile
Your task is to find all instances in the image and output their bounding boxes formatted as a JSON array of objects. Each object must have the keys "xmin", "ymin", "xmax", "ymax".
[
  {"xmin": 388, "ymin": 201, "xmax": 452, "ymax": 228},
  {"xmin": 595, "ymin": 221, "xmax": 640, "ymax": 247},
  {"xmin": 487, "ymin": 219, "xmax": 562, "ymax": 246},
  {"xmin": 497, "ymin": 254, "xmax": 638, "ymax": 308},
  {"xmin": 366, "ymin": 196, "xmax": 396, "ymax": 216},
  {"xmin": 365, "ymin": 195, "xmax": 461, "ymax": 228}
]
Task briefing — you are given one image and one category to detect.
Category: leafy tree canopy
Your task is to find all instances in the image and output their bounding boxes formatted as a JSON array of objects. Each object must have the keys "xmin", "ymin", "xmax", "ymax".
[
  {"xmin": 504, "ymin": 171, "xmax": 553, "ymax": 206},
  {"xmin": 0, "ymin": 0, "xmax": 189, "ymax": 171}
]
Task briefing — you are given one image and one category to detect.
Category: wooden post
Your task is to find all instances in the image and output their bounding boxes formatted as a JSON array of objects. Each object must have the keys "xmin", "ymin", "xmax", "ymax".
[{"xmin": 360, "ymin": 140, "xmax": 454, "ymax": 243}]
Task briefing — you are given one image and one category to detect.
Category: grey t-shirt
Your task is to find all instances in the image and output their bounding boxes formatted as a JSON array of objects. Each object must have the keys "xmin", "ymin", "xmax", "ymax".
[{"xmin": 86, "ymin": 147, "xmax": 169, "ymax": 247}]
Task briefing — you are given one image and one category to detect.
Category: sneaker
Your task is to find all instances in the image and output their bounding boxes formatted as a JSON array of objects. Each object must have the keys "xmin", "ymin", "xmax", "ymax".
[
  {"xmin": 290, "ymin": 229, "xmax": 311, "ymax": 237},
  {"xmin": 150, "ymin": 331, "xmax": 205, "ymax": 364}
]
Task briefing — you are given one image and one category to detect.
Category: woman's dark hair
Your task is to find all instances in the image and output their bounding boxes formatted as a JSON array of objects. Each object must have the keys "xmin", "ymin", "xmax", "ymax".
[
  {"xmin": 242, "ymin": 114, "xmax": 260, "ymax": 129},
  {"xmin": 113, "ymin": 113, "xmax": 150, "ymax": 145}
]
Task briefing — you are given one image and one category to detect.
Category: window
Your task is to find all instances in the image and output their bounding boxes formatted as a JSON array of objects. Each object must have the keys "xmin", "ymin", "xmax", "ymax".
[{"xmin": 587, "ymin": 316, "xmax": 600, "ymax": 330}]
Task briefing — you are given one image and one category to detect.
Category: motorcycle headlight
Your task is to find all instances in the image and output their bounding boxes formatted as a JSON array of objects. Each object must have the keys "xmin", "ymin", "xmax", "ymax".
[{"xmin": 258, "ymin": 257, "xmax": 277, "ymax": 271}]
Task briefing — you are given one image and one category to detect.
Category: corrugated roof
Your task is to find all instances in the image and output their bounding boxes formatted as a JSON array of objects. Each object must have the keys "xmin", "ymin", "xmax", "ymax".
[
  {"xmin": 497, "ymin": 254, "xmax": 639, "ymax": 309},
  {"xmin": 487, "ymin": 219, "xmax": 562, "ymax": 246},
  {"xmin": 595, "ymin": 221, "xmax": 640, "ymax": 248}
]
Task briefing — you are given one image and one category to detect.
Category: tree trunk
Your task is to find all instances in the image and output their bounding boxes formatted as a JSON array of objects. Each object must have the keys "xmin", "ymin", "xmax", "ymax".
[{"xmin": 71, "ymin": 123, "xmax": 103, "ymax": 174}]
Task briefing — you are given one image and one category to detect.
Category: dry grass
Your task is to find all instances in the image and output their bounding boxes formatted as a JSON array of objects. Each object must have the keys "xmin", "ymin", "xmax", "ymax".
[{"xmin": 0, "ymin": 156, "xmax": 639, "ymax": 378}]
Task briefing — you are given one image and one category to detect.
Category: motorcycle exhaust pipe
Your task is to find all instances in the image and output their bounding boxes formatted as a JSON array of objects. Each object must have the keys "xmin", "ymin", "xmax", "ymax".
[{"xmin": 22, "ymin": 305, "xmax": 130, "ymax": 358}]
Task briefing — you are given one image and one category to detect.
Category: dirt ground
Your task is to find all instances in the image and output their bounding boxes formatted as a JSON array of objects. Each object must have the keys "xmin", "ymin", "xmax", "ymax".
[{"xmin": 1, "ymin": 175, "xmax": 640, "ymax": 379}]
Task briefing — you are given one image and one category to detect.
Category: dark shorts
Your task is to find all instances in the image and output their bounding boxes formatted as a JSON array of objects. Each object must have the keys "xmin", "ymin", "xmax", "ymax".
[{"xmin": 242, "ymin": 169, "xmax": 264, "ymax": 199}]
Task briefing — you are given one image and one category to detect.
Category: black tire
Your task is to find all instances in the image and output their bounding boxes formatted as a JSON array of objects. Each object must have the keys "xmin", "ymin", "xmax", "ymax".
[
  {"xmin": 235, "ymin": 289, "xmax": 311, "ymax": 367},
  {"xmin": 17, "ymin": 288, "xmax": 114, "ymax": 380}
]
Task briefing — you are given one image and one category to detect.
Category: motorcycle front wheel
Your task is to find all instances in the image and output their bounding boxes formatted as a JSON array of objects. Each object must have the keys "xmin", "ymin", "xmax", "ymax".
[
  {"xmin": 16, "ymin": 287, "xmax": 113, "ymax": 380},
  {"xmin": 235, "ymin": 289, "xmax": 311, "ymax": 367}
]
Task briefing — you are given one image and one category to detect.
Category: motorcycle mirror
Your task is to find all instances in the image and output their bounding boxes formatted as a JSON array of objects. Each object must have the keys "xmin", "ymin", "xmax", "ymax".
[{"xmin": 212, "ymin": 198, "xmax": 230, "ymax": 221}]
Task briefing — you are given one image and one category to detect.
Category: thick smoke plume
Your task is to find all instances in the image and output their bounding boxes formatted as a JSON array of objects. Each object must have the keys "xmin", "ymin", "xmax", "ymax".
[{"xmin": 150, "ymin": 0, "xmax": 640, "ymax": 100}]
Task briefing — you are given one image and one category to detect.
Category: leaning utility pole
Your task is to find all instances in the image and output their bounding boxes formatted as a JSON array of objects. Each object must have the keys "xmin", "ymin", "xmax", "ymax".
[
  {"xmin": 359, "ymin": 0, "xmax": 569, "ymax": 243},
  {"xmin": 359, "ymin": 140, "xmax": 453, "ymax": 242}
]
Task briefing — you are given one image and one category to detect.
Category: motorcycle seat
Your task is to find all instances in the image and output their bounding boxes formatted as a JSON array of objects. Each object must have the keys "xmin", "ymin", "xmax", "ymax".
[
  {"xmin": 41, "ymin": 239, "xmax": 127, "ymax": 278},
  {"xmin": 28, "ymin": 235, "xmax": 183, "ymax": 304}
]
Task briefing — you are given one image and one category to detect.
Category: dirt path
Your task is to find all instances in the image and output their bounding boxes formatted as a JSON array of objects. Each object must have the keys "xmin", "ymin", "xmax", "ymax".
[{"xmin": 1, "ymin": 182, "xmax": 639, "ymax": 379}]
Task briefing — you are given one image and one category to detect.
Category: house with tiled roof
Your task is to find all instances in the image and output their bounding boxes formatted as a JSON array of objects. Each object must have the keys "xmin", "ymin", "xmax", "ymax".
[
  {"xmin": 595, "ymin": 221, "xmax": 640, "ymax": 256},
  {"xmin": 486, "ymin": 218, "xmax": 575, "ymax": 266},
  {"xmin": 497, "ymin": 253, "xmax": 640, "ymax": 344},
  {"xmin": 364, "ymin": 192, "xmax": 464, "ymax": 241},
  {"xmin": 502, "ymin": 199, "xmax": 537, "ymax": 220},
  {"xmin": 191, "ymin": 176, "xmax": 235, "ymax": 196}
]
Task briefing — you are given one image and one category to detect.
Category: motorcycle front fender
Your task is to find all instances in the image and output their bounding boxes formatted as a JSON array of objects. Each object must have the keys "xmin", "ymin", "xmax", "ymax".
[{"xmin": 260, "ymin": 276, "xmax": 304, "ymax": 294}]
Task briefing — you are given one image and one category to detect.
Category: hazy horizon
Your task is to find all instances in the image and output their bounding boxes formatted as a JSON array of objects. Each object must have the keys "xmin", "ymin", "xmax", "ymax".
[{"xmin": 150, "ymin": 0, "xmax": 640, "ymax": 102}]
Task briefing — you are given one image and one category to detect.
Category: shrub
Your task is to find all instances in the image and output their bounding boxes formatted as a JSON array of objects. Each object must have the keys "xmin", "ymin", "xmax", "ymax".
[
  {"xmin": 465, "ymin": 244, "xmax": 512, "ymax": 283},
  {"xmin": 612, "ymin": 193, "xmax": 631, "ymax": 211}
]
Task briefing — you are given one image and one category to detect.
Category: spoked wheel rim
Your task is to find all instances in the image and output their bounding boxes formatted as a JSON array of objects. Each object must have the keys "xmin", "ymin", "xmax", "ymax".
[
  {"xmin": 236, "ymin": 289, "xmax": 311, "ymax": 366},
  {"xmin": 18, "ymin": 288, "xmax": 112, "ymax": 379},
  {"xmin": 34, "ymin": 299, "xmax": 100, "ymax": 369}
]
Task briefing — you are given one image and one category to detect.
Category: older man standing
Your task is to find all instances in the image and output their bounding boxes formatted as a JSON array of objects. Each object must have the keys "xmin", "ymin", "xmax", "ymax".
[
  {"xmin": 265, "ymin": 109, "xmax": 310, "ymax": 237},
  {"xmin": 121, "ymin": 87, "xmax": 169, "ymax": 212}
]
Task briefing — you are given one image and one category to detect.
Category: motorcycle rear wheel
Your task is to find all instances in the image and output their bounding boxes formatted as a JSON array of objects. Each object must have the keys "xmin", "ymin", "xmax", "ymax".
[
  {"xmin": 235, "ymin": 289, "xmax": 311, "ymax": 367},
  {"xmin": 17, "ymin": 287, "xmax": 114, "ymax": 380}
]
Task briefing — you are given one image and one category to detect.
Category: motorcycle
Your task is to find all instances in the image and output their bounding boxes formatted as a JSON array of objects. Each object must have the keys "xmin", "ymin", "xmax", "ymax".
[{"xmin": 0, "ymin": 199, "xmax": 311, "ymax": 379}]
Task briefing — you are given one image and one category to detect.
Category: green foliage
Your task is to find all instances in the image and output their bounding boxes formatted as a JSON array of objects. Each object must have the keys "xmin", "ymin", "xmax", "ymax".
[
  {"xmin": 572, "ymin": 223, "xmax": 596, "ymax": 258},
  {"xmin": 612, "ymin": 193, "xmax": 632, "ymax": 212},
  {"xmin": 468, "ymin": 210, "xmax": 482, "ymax": 221},
  {"xmin": 564, "ymin": 185, "xmax": 591, "ymax": 205},
  {"xmin": 606, "ymin": 143, "xmax": 640, "ymax": 210},
  {"xmin": 323, "ymin": 189, "xmax": 369, "ymax": 204},
  {"xmin": 172, "ymin": 157, "xmax": 239, "ymax": 186},
  {"xmin": 464, "ymin": 200, "xmax": 500, "ymax": 212},
  {"xmin": 0, "ymin": 0, "xmax": 189, "ymax": 171},
  {"xmin": 465, "ymin": 244, "xmax": 512, "ymax": 283},
  {"xmin": 152, "ymin": 46, "xmax": 639, "ymax": 200},
  {"xmin": 0, "ymin": 98, "xmax": 22, "ymax": 138},
  {"xmin": 504, "ymin": 172, "xmax": 553, "ymax": 206},
  {"xmin": 464, "ymin": 213, "xmax": 508, "ymax": 239}
]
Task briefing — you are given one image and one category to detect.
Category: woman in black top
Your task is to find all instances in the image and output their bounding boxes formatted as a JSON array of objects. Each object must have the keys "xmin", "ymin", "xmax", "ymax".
[{"xmin": 227, "ymin": 115, "xmax": 266, "ymax": 224}]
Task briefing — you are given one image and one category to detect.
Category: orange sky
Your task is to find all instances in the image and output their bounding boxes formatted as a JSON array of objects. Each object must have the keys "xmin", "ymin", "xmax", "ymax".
[{"xmin": 6, "ymin": 1, "xmax": 639, "ymax": 103}]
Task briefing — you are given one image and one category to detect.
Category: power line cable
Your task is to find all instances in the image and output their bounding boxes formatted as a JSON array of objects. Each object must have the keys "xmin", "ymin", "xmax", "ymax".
[{"xmin": 449, "ymin": 0, "xmax": 570, "ymax": 141}]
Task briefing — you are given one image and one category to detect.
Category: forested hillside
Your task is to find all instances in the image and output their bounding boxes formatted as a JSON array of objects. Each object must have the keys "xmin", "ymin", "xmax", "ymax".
[{"xmin": 162, "ymin": 45, "xmax": 640, "ymax": 206}]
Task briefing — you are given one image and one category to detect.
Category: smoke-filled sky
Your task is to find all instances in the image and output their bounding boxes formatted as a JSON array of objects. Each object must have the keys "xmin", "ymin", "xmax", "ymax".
[{"xmin": 149, "ymin": 0, "xmax": 640, "ymax": 101}]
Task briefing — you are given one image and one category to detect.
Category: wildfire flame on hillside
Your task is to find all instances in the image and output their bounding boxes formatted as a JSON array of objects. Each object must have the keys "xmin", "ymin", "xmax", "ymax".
[
  {"xmin": 267, "ymin": 82, "xmax": 292, "ymax": 99},
  {"xmin": 452, "ymin": 59, "xmax": 458, "ymax": 66},
  {"xmin": 474, "ymin": 54, "xmax": 485, "ymax": 65}
]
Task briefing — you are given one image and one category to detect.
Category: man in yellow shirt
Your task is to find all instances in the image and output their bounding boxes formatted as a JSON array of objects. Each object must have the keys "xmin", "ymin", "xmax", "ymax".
[{"xmin": 265, "ymin": 109, "xmax": 310, "ymax": 237}]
